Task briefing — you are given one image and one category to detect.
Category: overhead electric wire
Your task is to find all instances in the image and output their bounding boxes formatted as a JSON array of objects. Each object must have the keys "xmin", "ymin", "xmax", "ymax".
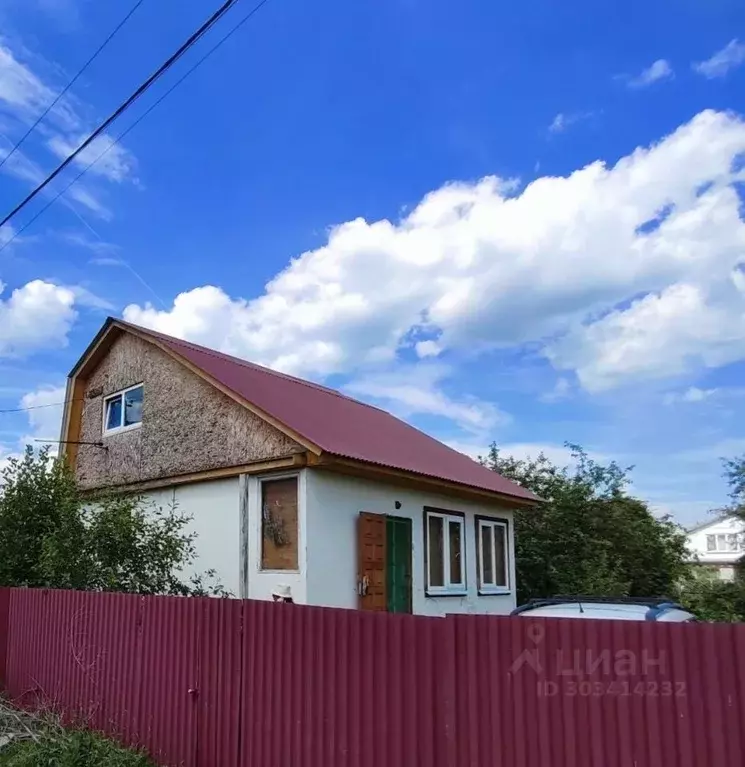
[
  {"xmin": 0, "ymin": 0, "xmax": 273, "ymax": 254},
  {"xmin": 0, "ymin": 0, "xmax": 146, "ymax": 173},
  {"xmin": 0, "ymin": 399, "xmax": 82, "ymax": 414},
  {"xmin": 0, "ymin": 0, "xmax": 243, "ymax": 230}
]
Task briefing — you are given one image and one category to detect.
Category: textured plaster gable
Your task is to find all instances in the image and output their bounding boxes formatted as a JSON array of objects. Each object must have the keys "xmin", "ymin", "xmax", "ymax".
[{"xmin": 75, "ymin": 333, "xmax": 305, "ymax": 490}]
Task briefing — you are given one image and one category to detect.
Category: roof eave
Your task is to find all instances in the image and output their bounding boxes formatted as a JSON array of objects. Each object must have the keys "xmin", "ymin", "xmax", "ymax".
[{"xmin": 311, "ymin": 453, "xmax": 541, "ymax": 507}]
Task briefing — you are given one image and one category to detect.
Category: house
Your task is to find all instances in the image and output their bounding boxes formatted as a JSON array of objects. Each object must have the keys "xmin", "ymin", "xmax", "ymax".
[
  {"xmin": 59, "ymin": 317, "xmax": 538, "ymax": 615},
  {"xmin": 686, "ymin": 514, "xmax": 744, "ymax": 581}
]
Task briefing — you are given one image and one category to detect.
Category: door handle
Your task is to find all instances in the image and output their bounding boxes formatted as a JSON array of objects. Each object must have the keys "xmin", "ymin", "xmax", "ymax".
[{"xmin": 357, "ymin": 575, "xmax": 370, "ymax": 597}]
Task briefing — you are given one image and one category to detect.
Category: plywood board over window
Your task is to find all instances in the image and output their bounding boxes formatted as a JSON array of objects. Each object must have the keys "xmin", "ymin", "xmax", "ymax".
[{"xmin": 261, "ymin": 477, "xmax": 299, "ymax": 570}]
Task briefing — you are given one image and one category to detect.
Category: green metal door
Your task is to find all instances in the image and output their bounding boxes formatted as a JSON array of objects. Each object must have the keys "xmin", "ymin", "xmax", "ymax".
[{"xmin": 386, "ymin": 516, "xmax": 412, "ymax": 613}]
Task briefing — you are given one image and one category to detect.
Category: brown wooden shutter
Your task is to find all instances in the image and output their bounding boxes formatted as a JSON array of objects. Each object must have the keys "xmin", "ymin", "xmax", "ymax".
[
  {"xmin": 261, "ymin": 478, "xmax": 298, "ymax": 570},
  {"xmin": 358, "ymin": 512, "xmax": 387, "ymax": 611}
]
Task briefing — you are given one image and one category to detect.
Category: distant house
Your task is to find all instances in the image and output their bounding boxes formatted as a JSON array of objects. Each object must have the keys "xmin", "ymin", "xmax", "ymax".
[
  {"xmin": 686, "ymin": 514, "xmax": 745, "ymax": 581},
  {"xmin": 59, "ymin": 318, "xmax": 538, "ymax": 615}
]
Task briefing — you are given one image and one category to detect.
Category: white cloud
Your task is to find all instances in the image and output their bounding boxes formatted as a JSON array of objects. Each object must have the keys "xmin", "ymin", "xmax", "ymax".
[
  {"xmin": 546, "ymin": 278, "xmax": 745, "ymax": 391},
  {"xmin": 496, "ymin": 442, "xmax": 584, "ymax": 466},
  {"xmin": 124, "ymin": 110, "xmax": 745, "ymax": 392},
  {"xmin": 540, "ymin": 376, "xmax": 572, "ymax": 403},
  {"xmin": 445, "ymin": 439, "xmax": 606, "ymax": 469},
  {"xmin": 47, "ymin": 133, "xmax": 136, "ymax": 183},
  {"xmin": 674, "ymin": 437, "xmax": 745, "ymax": 464},
  {"xmin": 343, "ymin": 364, "xmax": 509, "ymax": 435},
  {"xmin": 0, "ymin": 279, "xmax": 76, "ymax": 356},
  {"xmin": 0, "ymin": 39, "xmax": 135, "ymax": 216},
  {"xmin": 19, "ymin": 383, "xmax": 66, "ymax": 449},
  {"xmin": 0, "ymin": 41, "xmax": 78, "ymax": 130},
  {"xmin": 693, "ymin": 39, "xmax": 745, "ymax": 79},
  {"xmin": 663, "ymin": 386, "xmax": 718, "ymax": 405},
  {"xmin": 67, "ymin": 284, "xmax": 115, "ymax": 311},
  {"xmin": 0, "ymin": 223, "xmax": 15, "ymax": 246},
  {"xmin": 548, "ymin": 111, "xmax": 594, "ymax": 134},
  {"xmin": 60, "ymin": 230, "xmax": 119, "ymax": 255},
  {"xmin": 0, "ymin": 43, "xmax": 57, "ymax": 123},
  {"xmin": 626, "ymin": 59, "xmax": 674, "ymax": 88},
  {"xmin": 415, "ymin": 339, "xmax": 441, "ymax": 358}
]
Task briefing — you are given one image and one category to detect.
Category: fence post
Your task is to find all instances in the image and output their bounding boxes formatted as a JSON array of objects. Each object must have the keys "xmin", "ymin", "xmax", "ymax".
[
  {"xmin": 0, "ymin": 588, "xmax": 11, "ymax": 690},
  {"xmin": 436, "ymin": 615, "xmax": 458, "ymax": 767}
]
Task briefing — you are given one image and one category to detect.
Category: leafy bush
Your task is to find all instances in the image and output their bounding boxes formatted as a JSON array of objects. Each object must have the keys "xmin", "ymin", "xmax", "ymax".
[
  {"xmin": 0, "ymin": 446, "xmax": 226, "ymax": 596},
  {"xmin": 0, "ymin": 729, "xmax": 155, "ymax": 766},
  {"xmin": 677, "ymin": 568, "xmax": 745, "ymax": 622}
]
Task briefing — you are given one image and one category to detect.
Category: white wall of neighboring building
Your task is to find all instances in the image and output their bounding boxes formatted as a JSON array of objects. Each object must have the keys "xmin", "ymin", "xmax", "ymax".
[
  {"xmin": 686, "ymin": 515, "xmax": 745, "ymax": 578},
  {"xmin": 304, "ymin": 469, "xmax": 518, "ymax": 616},
  {"xmin": 142, "ymin": 477, "xmax": 242, "ymax": 596}
]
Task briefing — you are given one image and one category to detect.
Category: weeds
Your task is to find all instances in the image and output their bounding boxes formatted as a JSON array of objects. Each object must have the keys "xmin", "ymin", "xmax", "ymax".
[
  {"xmin": 0, "ymin": 729, "xmax": 156, "ymax": 766},
  {"xmin": 0, "ymin": 702, "xmax": 155, "ymax": 767}
]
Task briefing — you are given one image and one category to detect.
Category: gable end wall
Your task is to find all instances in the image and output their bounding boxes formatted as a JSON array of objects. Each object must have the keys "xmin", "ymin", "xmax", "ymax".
[{"xmin": 75, "ymin": 333, "xmax": 305, "ymax": 489}]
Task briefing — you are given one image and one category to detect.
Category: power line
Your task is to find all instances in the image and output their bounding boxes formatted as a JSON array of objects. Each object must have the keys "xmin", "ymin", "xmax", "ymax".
[
  {"xmin": 0, "ymin": 0, "xmax": 146, "ymax": 173},
  {"xmin": 0, "ymin": 0, "xmax": 273, "ymax": 254},
  {"xmin": 0, "ymin": 0, "xmax": 242, "ymax": 230},
  {"xmin": 0, "ymin": 399, "xmax": 81, "ymax": 415}
]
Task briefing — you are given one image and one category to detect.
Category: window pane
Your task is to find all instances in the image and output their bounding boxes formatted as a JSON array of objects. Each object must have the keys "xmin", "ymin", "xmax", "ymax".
[
  {"xmin": 727, "ymin": 534, "xmax": 739, "ymax": 551},
  {"xmin": 717, "ymin": 534, "xmax": 727, "ymax": 551},
  {"xmin": 261, "ymin": 478, "xmax": 298, "ymax": 570},
  {"xmin": 449, "ymin": 520, "xmax": 463, "ymax": 585},
  {"xmin": 706, "ymin": 535, "xmax": 716, "ymax": 551},
  {"xmin": 428, "ymin": 515, "xmax": 444, "ymax": 588},
  {"xmin": 124, "ymin": 386, "xmax": 143, "ymax": 426},
  {"xmin": 481, "ymin": 524, "xmax": 494, "ymax": 586},
  {"xmin": 494, "ymin": 525, "xmax": 507, "ymax": 588},
  {"xmin": 105, "ymin": 396, "xmax": 122, "ymax": 430}
]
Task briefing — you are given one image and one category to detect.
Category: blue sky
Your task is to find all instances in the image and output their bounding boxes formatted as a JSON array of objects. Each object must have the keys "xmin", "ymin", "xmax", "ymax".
[{"xmin": 1, "ymin": 0, "xmax": 745, "ymax": 526}]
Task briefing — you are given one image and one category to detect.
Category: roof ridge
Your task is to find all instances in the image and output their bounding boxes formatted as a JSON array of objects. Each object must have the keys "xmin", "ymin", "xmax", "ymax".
[{"xmin": 117, "ymin": 318, "xmax": 390, "ymax": 412}]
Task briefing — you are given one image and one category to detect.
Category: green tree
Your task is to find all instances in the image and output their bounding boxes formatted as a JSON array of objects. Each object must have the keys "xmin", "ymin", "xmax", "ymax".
[
  {"xmin": 677, "ymin": 568, "xmax": 745, "ymax": 622},
  {"xmin": 0, "ymin": 447, "xmax": 224, "ymax": 596},
  {"xmin": 722, "ymin": 453, "xmax": 745, "ymax": 578},
  {"xmin": 676, "ymin": 454, "xmax": 745, "ymax": 621},
  {"xmin": 481, "ymin": 443, "xmax": 690, "ymax": 604}
]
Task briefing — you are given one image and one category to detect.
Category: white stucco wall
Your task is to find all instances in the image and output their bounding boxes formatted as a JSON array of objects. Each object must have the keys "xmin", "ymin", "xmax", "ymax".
[
  {"xmin": 133, "ymin": 467, "xmax": 518, "ymax": 614},
  {"xmin": 304, "ymin": 469, "xmax": 517, "ymax": 616},
  {"xmin": 687, "ymin": 515, "xmax": 745, "ymax": 568},
  {"xmin": 140, "ymin": 478, "xmax": 241, "ymax": 596},
  {"xmin": 138, "ymin": 471, "xmax": 308, "ymax": 604}
]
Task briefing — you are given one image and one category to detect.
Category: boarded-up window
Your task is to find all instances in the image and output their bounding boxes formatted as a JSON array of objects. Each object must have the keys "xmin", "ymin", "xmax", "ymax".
[{"xmin": 261, "ymin": 477, "xmax": 299, "ymax": 570}]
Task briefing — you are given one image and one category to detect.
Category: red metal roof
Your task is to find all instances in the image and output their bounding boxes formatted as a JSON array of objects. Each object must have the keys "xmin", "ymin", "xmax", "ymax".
[{"xmin": 116, "ymin": 319, "xmax": 537, "ymax": 502}]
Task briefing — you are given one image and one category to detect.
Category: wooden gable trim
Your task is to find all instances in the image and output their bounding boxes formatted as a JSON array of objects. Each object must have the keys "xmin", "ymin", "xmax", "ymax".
[
  {"xmin": 62, "ymin": 319, "xmax": 125, "ymax": 467},
  {"xmin": 310, "ymin": 454, "xmax": 539, "ymax": 508},
  {"xmin": 81, "ymin": 454, "xmax": 309, "ymax": 496}
]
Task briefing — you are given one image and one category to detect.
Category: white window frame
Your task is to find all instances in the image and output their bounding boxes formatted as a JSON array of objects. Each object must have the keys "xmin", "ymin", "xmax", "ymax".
[
  {"xmin": 476, "ymin": 517, "xmax": 510, "ymax": 595},
  {"xmin": 425, "ymin": 508, "xmax": 466, "ymax": 596},
  {"xmin": 706, "ymin": 532, "xmax": 744, "ymax": 552},
  {"xmin": 102, "ymin": 383, "xmax": 144, "ymax": 435}
]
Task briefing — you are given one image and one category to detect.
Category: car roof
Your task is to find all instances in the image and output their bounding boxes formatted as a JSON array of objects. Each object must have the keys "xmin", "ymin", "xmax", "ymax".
[{"xmin": 511, "ymin": 597, "xmax": 695, "ymax": 622}]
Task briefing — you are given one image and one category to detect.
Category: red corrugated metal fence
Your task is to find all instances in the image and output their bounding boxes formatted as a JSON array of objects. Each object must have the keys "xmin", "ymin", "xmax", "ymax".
[{"xmin": 0, "ymin": 587, "xmax": 742, "ymax": 766}]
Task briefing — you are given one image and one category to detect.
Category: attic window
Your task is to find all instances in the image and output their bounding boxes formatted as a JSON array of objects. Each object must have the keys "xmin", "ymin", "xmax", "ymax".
[{"xmin": 103, "ymin": 384, "xmax": 143, "ymax": 434}]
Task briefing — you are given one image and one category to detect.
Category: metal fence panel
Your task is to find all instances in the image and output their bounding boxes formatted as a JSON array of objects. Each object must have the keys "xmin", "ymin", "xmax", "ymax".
[{"xmin": 1, "ymin": 587, "xmax": 744, "ymax": 767}]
